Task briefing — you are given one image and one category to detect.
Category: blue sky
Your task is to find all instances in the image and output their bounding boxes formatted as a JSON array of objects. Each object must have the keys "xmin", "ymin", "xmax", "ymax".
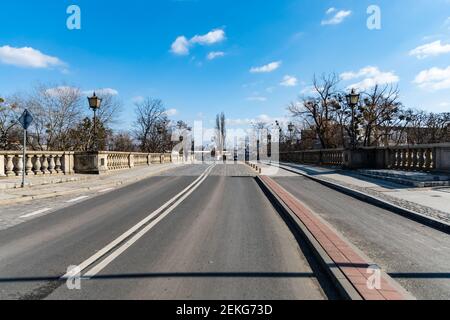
[{"xmin": 0, "ymin": 0, "xmax": 449, "ymax": 130}]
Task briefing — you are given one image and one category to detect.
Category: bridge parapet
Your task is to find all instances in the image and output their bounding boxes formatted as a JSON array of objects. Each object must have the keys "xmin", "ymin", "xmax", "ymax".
[
  {"xmin": 280, "ymin": 143, "xmax": 450, "ymax": 172},
  {"xmin": 1, "ymin": 150, "xmax": 187, "ymax": 176}
]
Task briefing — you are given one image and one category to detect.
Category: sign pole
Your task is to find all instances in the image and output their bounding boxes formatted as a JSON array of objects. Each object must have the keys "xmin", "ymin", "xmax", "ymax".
[{"xmin": 22, "ymin": 128, "xmax": 26, "ymax": 188}]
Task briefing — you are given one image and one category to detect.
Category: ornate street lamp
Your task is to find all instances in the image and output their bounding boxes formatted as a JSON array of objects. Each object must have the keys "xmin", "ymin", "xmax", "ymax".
[
  {"xmin": 87, "ymin": 92, "xmax": 102, "ymax": 151},
  {"xmin": 346, "ymin": 88, "xmax": 360, "ymax": 149},
  {"xmin": 267, "ymin": 133, "xmax": 272, "ymax": 158},
  {"xmin": 346, "ymin": 88, "xmax": 360, "ymax": 106},
  {"xmin": 288, "ymin": 122, "xmax": 295, "ymax": 144}
]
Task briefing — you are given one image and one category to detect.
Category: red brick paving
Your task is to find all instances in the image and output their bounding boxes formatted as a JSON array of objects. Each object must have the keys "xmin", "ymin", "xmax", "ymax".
[{"xmin": 261, "ymin": 175, "xmax": 406, "ymax": 300}]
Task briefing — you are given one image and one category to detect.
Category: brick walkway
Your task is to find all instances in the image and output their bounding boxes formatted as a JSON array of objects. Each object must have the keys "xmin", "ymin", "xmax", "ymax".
[{"xmin": 261, "ymin": 175, "xmax": 408, "ymax": 300}]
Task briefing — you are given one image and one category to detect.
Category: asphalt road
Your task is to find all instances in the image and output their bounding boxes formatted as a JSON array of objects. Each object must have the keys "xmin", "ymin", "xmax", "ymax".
[
  {"xmin": 272, "ymin": 173, "xmax": 450, "ymax": 300},
  {"xmin": 0, "ymin": 164, "xmax": 335, "ymax": 300}
]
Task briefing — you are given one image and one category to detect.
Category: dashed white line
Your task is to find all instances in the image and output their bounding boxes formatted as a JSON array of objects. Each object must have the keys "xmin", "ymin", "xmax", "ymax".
[
  {"xmin": 20, "ymin": 208, "xmax": 52, "ymax": 218},
  {"xmin": 98, "ymin": 188, "xmax": 114, "ymax": 193},
  {"xmin": 66, "ymin": 196, "xmax": 89, "ymax": 203}
]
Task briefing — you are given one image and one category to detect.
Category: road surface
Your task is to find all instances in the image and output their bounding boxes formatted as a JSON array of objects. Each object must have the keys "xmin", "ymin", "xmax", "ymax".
[
  {"xmin": 272, "ymin": 171, "xmax": 450, "ymax": 300},
  {"xmin": 0, "ymin": 164, "xmax": 336, "ymax": 300}
]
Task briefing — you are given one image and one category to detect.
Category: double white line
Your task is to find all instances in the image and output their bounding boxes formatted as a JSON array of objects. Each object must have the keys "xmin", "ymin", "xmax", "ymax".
[{"xmin": 62, "ymin": 164, "xmax": 215, "ymax": 280}]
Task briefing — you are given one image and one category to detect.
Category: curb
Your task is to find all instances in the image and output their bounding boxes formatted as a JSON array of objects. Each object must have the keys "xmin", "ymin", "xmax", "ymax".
[
  {"xmin": 0, "ymin": 165, "xmax": 179, "ymax": 206},
  {"xmin": 256, "ymin": 176, "xmax": 361, "ymax": 300},
  {"xmin": 271, "ymin": 163, "xmax": 450, "ymax": 234}
]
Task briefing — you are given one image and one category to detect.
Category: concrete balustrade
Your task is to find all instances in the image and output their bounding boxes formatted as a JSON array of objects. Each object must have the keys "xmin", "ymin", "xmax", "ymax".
[
  {"xmin": 280, "ymin": 143, "xmax": 450, "ymax": 173},
  {"xmin": 1, "ymin": 150, "xmax": 192, "ymax": 177},
  {"xmin": 0, "ymin": 151, "xmax": 75, "ymax": 177}
]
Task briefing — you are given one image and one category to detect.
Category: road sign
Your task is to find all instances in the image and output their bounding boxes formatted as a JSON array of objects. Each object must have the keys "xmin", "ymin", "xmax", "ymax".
[{"xmin": 18, "ymin": 109, "xmax": 34, "ymax": 130}]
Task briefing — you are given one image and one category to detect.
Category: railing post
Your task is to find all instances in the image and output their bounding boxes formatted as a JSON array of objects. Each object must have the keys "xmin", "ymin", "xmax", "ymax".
[
  {"xmin": 25, "ymin": 154, "xmax": 34, "ymax": 175},
  {"xmin": 0, "ymin": 154, "xmax": 5, "ymax": 177},
  {"xmin": 128, "ymin": 153, "xmax": 134, "ymax": 169}
]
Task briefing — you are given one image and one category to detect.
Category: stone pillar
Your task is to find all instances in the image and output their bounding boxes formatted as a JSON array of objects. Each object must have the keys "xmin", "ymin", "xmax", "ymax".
[
  {"xmin": 33, "ymin": 155, "xmax": 42, "ymax": 175},
  {"xmin": 435, "ymin": 146, "xmax": 450, "ymax": 172},
  {"xmin": 15, "ymin": 155, "xmax": 23, "ymax": 176},
  {"xmin": 61, "ymin": 153, "xmax": 74, "ymax": 175},
  {"xmin": 25, "ymin": 154, "xmax": 34, "ymax": 175},
  {"xmin": 5, "ymin": 155, "xmax": 15, "ymax": 176},
  {"xmin": 0, "ymin": 155, "xmax": 5, "ymax": 177},
  {"xmin": 343, "ymin": 149, "xmax": 376, "ymax": 169},
  {"xmin": 128, "ymin": 154, "xmax": 134, "ymax": 168},
  {"xmin": 41, "ymin": 155, "xmax": 50, "ymax": 174},
  {"xmin": 55, "ymin": 155, "xmax": 63, "ymax": 174},
  {"xmin": 74, "ymin": 152, "xmax": 108, "ymax": 175},
  {"xmin": 48, "ymin": 155, "xmax": 56, "ymax": 174}
]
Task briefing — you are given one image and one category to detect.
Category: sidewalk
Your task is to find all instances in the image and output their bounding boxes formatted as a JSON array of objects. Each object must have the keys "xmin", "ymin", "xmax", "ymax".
[
  {"xmin": 0, "ymin": 163, "xmax": 181, "ymax": 205},
  {"xmin": 260, "ymin": 161, "xmax": 450, "ymax": 226}
]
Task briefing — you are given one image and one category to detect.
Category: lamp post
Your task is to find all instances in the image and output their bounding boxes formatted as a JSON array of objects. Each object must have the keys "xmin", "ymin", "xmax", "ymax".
[
  {"xmin": 346, "ymin": 88, "xmax": 360, "ymax": 149},
  {"xmin": 288, "ymin": 122, "xmax": 295, "ymax": 144},
  {"xmin": 88, "ymin": 92, "xmax": 102, "ymax": 151}
]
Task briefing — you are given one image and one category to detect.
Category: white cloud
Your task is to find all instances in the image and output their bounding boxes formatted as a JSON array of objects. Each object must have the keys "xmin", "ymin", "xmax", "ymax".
[
  {"xmin": 131, "ymin": 96, "xmax": 145, "ymax": 104},
  {"xmin": 321, "ymin": 10, "xmax": 352, "ymax": 25},
  {"xmin": 171, "ymin": 36, "xmax": 190, "ymax": 55},
  {"xmin": 280, "ymin": 75, "xmax": 298, "ymax": 87},
  {"xmin": 340, "ymin": 66, "xmax": 399, "ymax": 90},
  {"xmin": 250, "ymin": 61, "xmax": 282, "ymax": 73},
  {"xmin": 170, "ymin": 28, "xmax": 226, "ymax": 56},
  {"xmin": 83, "ymin": 88, "xmax": 119, "ymax": 96},
  {"xmin": 45, "ymin": 86, "xmax": 79, "ymax": 97},
  {"xmin": 165, "ymin": 108, "xmax": 178, "ymax": 116},
  {"xmin": 191, "ymin": 29, "xmax": 226, "ymax": 45},
  {"xmin": 207, "ymin": 51, "xmax": 225, "ymax": 60},
  {"xmin": 246, "ymin": 96, "xmax": 267, "ymax": 102},
  {"xmin": 0, "ymin": 45, "xmax": 64, "ymax": 69},
  {"xmin": 413, "ymin": 66, "xmax": 450, "ymax": 91},
  {"xmin": 227, "ymin": 114, "xmax": 289, "ymax": 127},
  {"xmin": 409, "ymin": 41, "xmax": 450, "ymax": 59},
  {"xmin": 299, "ymin": 85, "xmax": 317, "ymax": 95}
]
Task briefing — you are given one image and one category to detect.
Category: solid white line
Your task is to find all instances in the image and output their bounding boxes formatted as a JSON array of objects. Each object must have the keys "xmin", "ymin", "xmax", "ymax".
[
  {"xmin": 20, "ymin": 208, "xmax": 51, "ymax": 218},
  {"xmin": 66, "ymin": 196, "xmax": 89, "ymax": 203},
  {"xmin": 98, "ymin": 188, "xmax": 114, "ymax": 193},
  {"xmin": 61, "ymin": 164, "xmax": 214, "ymax": 280},
  {"xmin": 83, "ymin": 165, "xmax": 214, "ymax": 278}
]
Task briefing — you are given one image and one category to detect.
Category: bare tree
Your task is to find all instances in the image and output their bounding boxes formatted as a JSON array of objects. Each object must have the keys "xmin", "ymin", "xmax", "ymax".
[
  {"xmin": 12, "ymin": 85, "xmax": 84, "ymax": 150},
  {"xmin": 359, "ymin": 84, "xmax": 404, "ymax": 147},
  {"xmin": 0, "ymin": 97, "xmax": 21, "ymax": 150},
  {"xmin": 133, "ymin": 98, "xmax": 170, "ymax": 153},
  {"xmin": 288, "ymin": 73, "xmax": 340, "ymax": 149},
  {"xmin": 109, "ymin": 131, "xmax": 136, "ymax": 152}
]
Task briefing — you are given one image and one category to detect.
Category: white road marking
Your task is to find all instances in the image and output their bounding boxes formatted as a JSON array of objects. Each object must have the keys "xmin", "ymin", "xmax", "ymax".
[
  {"xmin": 66, "ymin": 196, "xmax": 89, "ymax": 203},
  {"xmin": 20, "ymin": 208, "xmax": 52, "ymax": 219},
  {"xmin": 84, "ymin": 165, "xmax": 214, "ymax": 278},
  {"xmin": 98, "ymin": 188, "xmax": 114, "ymax": 193},
  {"xmin": 61, "ymin": 164, "xmax": 215, "ymax": 280}
]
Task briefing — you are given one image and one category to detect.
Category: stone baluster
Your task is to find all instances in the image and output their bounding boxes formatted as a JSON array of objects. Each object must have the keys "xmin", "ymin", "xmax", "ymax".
[
  {"xmin": 48, "ymin": 155, "xmax": 56, "ymax": 174},
  {"xmin": 5, "ymin": 155, "xmax": 15, "ymax": 176},
  {"xmin": 424, "ymin": 148, "xmax": 432, "ymax": 170},
  {"xmin": 41, "ymin": 155, "xmax": 50, "ymax": 174},
  {"xmin": 15, "ymin": 155, "xmax": 24, "ymax": 176},
  {"xmin": 430, "ymin": 148, "xmax": 436, "ymax": 170},
  {"xmin": 417, "ymin": 148, "xmax": 425, "ymax": 170},
  {"xmin": 55, "ymin": 155, "xmax": 62, "ymax": 173},
  {"xmin": 33, "ymin": 155, "xmax": 42, "ymax": 175},
  {"xmin": 25, "ymin": 154, "xmax": 34, "ymax": 175},
  {"xmin": 408, "ymin": 149, "xmax": 414, "ymax": 169},
  {"xmin": 0, "ymin": 155, "xmax": 5, "ymax": 177}
]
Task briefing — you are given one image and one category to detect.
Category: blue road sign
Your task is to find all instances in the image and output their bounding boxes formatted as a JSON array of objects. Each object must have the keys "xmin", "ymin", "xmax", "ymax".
[{"xmin": 18, "ymin": 109, "xmax": 34, "ymax": 130}]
